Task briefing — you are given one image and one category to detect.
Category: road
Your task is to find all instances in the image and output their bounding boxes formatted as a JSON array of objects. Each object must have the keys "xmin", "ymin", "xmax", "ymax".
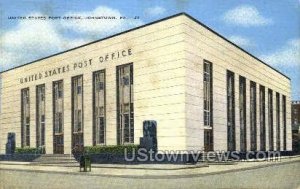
[{"xmin": 0, "ymin": 161, "xmax": 299, "ymax": 189}]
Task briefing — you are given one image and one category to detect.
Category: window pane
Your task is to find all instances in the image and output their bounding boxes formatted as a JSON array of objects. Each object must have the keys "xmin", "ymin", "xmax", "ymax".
[
  {"xmin": 117, "ymin": 64, "xmax": 134, "ymax": 144},
  {"xmin": 227, "ymin": 71, "xmax": 235, "ymax": 151},
  {"xmin": 203, "ymin": 61, "xmax": 212, "ymax": 127},
  {"xmin": 72, "ymin": 76, "xmax": 84, "ymax": 148},
  {"xmin": 93, "ymin": 71, "xmax": 106, "ymax": 145},
  {"xmin": 268, "ymin": 89, "xmax": 274, "ymax": 151}
]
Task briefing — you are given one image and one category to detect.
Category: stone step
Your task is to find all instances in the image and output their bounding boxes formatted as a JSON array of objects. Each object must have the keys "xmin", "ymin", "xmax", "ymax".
[
  {"xmin": 30, "ymin": 163, "xmax": 79, "ymax": 166},
  {"xmin": 33, "ymin": 157, "xmax": 75, "ymax": 160},
  {"xmin": 31, "ymin": 161, "xmax": 78, "ymax": 164},
  {"xmin": 35, "ymin": 154, "xmax": 72, "ymax": 157},
  {"xmin": 33, "ymin": 159, "xmax": 77, "ymax": 163},
  {"xmin": 32, "ymin": 154, "xmax": 78, "ymax": 163}
]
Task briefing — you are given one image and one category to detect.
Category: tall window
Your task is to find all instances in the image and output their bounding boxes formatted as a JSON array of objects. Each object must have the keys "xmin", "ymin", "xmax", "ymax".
[
  {"xmin": 283, "ymin": 95, "xmax": 287, "ymax": 151},
  {"xmin": 239, "ymin": 76, "xmax": 247, "ymax": 152},
  {"xmin": 250, "ymin": 81, "xmax": 257, "ymax": 151},
  {"xmin": 36, "ymin": 84, "xmax": 45, "ymax": 148},
  {"xmin": 259, "ymin": 85, "xmax": 266, "ymax": 151},
  {"xmin": 53, "ymin": 80, "xmax": 64, "ymax": 154},
  {"xmin": 203, "ymin": 60, "xmax": 213, "ymax": 151},
  {"xmin": 117, "ymin": 64, "xmax": 134, "ymax": 144},
  {"xmin": 203, "ymin": 61, "xmax": 213, "ymax": 127},
  {"xmin": 72, "ymin": 76, "xmax": 84, "ymax": 148},
  {"xmin": 276, "ymin": 92, "xmax": 280, "ymax": 151},
  {"xmin": 21, "ymin": 88, "xmax": 30, "ymax": 147},
  {"xmin": 268, "ymin": 89, "xmax": 274, "ymax": 151},
  {"xmin": 227, "ymin": 70, "xmax": 235, "ymax": 151},
  {"xmin": 93, "ymin": 70, "xmax": 106, "ymax": 145}
]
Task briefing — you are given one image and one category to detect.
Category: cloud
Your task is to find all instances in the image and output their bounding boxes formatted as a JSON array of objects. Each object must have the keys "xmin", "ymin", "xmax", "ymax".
[
  {"xmin": 0, "ymin": 12, "xmax": 89, "ymax": 71},
  {"xmin": 260, "ymin": 38, "xmax": 300, "ymax": 67},
  {"xmin": 223, "ymin": 5, "xmax": 272, "ymax": 27},
  {"xmin": 228, "ymin": 35, "xmax": 254, "ymax": 48},
  {"xmin": 0, "ymin": 6, "xmax": 144, "ymax": 72},
  {"xmin": 144, "ymin": 6, "xmax": 166, "ymax": 17}
]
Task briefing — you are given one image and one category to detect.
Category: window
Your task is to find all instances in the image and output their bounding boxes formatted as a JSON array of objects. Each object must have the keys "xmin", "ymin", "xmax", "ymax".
[
  {"xmin": 36, "ymin": 84, "xmax": 45, "ymax": 148},
  {"xmin": 77, "ymin": 110, "xmax": 82, "ymax": 132},
  {"xmin": 268, "ymin": 89, "xmax": 274, "ymax": 151},
  {"xmin": 239, "ymin": 76, "xmax": 247, "ymax": 152},
  {"xmin": 93, "ymin": 70, "xmax": 106, "ymax": 145},
  {"xmin": 203, "ymin": 60, "xmax": 213, "ymax": 151},
  {"xmin": 53, "ymin": 80, "xmax": 64, "ymax": 134},
  {"xmin": 276, "ymin": 92, "xmax": 280, "ymax": 151},
  {"xmin": 53, "ymin": 80, "xmax": 64, "ymax": 154},
  {"xmin": 259, "ymin": 85, "xmax": 266, "ymax": 151},
  {"xmin": 123, "ymin": 76, "xmax": 130, "ymax": 85},
  {"xmin": 203, "ymin": 61, "xmax": 213, "ymax": 127},
  {"xmin": 250, "ymin": 81, "xmax": 257, "ymax": 151},
  {"xmin": 58, "ymin": 83, "xmax": 63, "ymax": 98},
  {"xmin": 283, "ymin": 95, "xmax": 287, "ymax": 151},
  {"xmin": 77, "ymin": 86, "xmax": 82, "ymax": 94},
  {"xmin": 54, "ymin": 112, "xmax": 63, "ymax": 133},
  {"xmin": 21, "ymin": 88, "xmax": 30, "ymax": 147},
  {"xmin": 97, "ymin": 82, "xmax": 104, "ymax": 91},
  {"xmin": 117, "ymin": 64, "xmax": 134, "ymax": 144},
  {"xmin": 227, "ymin": 70, "xmax": 235, "ymax": 151},
  {"xmin": 72, "ymin": 76, "xmax": 84, "ymax": 148}
]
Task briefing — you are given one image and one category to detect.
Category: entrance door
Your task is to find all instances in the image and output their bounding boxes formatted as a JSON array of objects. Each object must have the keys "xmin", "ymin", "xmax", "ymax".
[
  {"xmin": 204, "ymin": 129, "xmax": 213, "ymax": 152},
  {"xmin": 72, "ymin": 132, "xmax": 84, "ymax": 151},
  {"xmin": 54, "ymin": 134, "xmax": 64, "ymax": 154}
]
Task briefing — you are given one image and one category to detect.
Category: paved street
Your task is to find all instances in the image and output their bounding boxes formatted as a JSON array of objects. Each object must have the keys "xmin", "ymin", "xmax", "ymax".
[{"xmin": 0, "ymin": 160, "xmax": 299, "ymax": 189}]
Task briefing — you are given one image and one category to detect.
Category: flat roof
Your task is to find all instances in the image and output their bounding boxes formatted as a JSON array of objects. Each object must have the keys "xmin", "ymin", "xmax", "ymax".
[{"xmin": 0, "ymin": 12, "xmax": 290, "ymax": 80}]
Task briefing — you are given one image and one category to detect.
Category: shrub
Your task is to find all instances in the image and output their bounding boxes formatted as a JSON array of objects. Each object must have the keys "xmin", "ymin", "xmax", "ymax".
[
  {"xmin": 84, "ymin": 145, "xmax": 139, "ymax": 155},
  {"xmin": 15, "ymin": 146, "xmax": 45, "ymax": 154}
]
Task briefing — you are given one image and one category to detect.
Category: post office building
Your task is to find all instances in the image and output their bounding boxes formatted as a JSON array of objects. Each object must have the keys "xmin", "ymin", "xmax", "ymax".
[{"xmin": 0, "ymin": 13, "xmax": 292, "ymax": 154}]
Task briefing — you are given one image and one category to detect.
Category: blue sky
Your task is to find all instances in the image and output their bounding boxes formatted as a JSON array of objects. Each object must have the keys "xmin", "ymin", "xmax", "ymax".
[{"xmin": 0, "ymin": 0, "xmax": 299, "ymax": 99}]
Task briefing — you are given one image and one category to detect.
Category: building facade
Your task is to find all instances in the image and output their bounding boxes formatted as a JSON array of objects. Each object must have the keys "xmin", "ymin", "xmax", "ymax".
[{"xmin": 0, "ymin": 13, "xmax": 292, "ymax": 154}]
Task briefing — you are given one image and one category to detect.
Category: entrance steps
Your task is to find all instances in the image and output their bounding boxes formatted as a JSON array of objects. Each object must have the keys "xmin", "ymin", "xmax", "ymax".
[{"xmin": 30, "ymin": 154, "xmax": 78, "ymax": 165}]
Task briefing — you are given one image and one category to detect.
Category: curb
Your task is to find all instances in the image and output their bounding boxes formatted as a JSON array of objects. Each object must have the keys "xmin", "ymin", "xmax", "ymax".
[
  {"xmin": 0, "ymin": 159, "xmax": 299, "ymax": 179},
  {"xmin": 0, "ymin": 162, "xmax": 209, "ymax": 170}
]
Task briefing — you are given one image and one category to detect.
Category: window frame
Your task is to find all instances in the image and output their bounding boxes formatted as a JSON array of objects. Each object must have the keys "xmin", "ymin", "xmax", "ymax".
[
  {"xmin": 239, "ymin": 76, "xmax": 247, "ymax": 152},
  {"xmin": 250, "ymin": 81, "xmax": 257, "ymax": 151},
  {"xmin": 116, "ymin": 63, "xmax": 134, "ymax": 145},
  {"xmin": 282, "ymin": 95, "xmax": 287, "ymax": 151},
  {"xmin": 268, "ymin": 89, "xmax": 274, "ymax": 151},
  {"xmin": 259, "ymin": 85, "xmax": 266, "ymax": 151},
  {"xmin": 36, "ymin": 84, "xmax": 46, "ymax": 148},
  {"xmin": 71, "ymin": 75, "xmax": 84, "ymax": 148},
  {"xmin": 276, "ymin": 92, "xmax": 280, "ymax": 151},
  {"xmin": 21, "ymin": 88, "xmax": 30, "ymax": 147},
  {"xmin": 93, "ymin": 70, "xmax": 106, "ymax": 145},
  {"xmin": 227, "ymin": 70, "xmax": 235, "ymax": 151},
  {"xmin": 203, "ymin": 60, "xmax": 213, "ymax": 128},
  {"xmin": 53, "ymin": 80, "xmax": 64, "ymax": 135}
]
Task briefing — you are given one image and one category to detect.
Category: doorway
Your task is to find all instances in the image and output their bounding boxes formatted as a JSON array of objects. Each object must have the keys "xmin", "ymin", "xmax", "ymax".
[
  {"xmin": 54, "ymin": 134, "xmax": 64, "ymax": 154},
  {"xmin": 204, "ymin": 129, "xmax": 213, "ymax": 152}
]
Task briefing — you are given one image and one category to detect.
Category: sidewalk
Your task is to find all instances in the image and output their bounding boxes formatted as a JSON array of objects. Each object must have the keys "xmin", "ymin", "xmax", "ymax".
[{"xmin": 0, "ymin": 156, "xmax": 299, "ymax": 178}]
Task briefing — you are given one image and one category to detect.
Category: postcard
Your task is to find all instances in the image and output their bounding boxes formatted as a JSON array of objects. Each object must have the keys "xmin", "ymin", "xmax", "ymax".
[{"xmin": 0, "ymin": 1, "xmax": 299, "ymax": 189}]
